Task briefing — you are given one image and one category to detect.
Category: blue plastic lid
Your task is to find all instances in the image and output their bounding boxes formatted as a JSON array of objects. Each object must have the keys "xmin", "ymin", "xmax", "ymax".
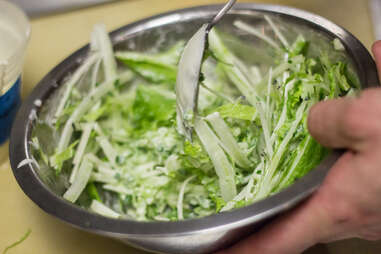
[{"xmin": 0, "ymin": 77, "xmax": 21, "ymax": 144}]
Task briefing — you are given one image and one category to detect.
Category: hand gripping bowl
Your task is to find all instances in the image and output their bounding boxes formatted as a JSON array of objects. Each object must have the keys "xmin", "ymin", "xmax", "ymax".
[{"xmin": 9, "ymin": 4, "xmax": 379, "ymax": 254}]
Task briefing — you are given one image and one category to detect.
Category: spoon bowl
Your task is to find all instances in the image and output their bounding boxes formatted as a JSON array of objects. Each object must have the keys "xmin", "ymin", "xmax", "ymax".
[{"xmin": 175, "ymin": 0, "xmax": 236, "ymax": 141}]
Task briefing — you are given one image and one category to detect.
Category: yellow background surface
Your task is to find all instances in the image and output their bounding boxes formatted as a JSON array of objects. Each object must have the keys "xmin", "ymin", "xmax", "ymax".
[{"xmin": 1, "ymin": 0, "xmax": 380, "ymax": 253}]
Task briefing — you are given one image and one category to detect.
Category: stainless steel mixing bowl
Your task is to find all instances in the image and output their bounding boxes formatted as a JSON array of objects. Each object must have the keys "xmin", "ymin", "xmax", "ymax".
[{"xmin": 9, "ymin": 3, "xmax": 379, "ymax": 254}]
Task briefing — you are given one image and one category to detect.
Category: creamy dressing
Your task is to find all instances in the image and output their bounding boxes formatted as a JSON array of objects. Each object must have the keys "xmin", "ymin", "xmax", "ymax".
[
  {"xmin": 0, "ymin": 22, "xmax": 22, "ymax": 60},
  {"xmin": 0, "ymin": 21, "xmax": 22, "ymax": 94}
]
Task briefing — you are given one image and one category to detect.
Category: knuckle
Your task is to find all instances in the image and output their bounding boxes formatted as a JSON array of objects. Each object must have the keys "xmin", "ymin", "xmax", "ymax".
[
  {"xmin": 363, "ymin": 235, "xmax": 381, "ymax": 241},
  {"xmin": 359, "ymin": 230, "xmax": 381, "ymax": 241},
  {"xmin": 329, "ymin": 203, "xmax": 357, "ymax": 226},
  {"xmin": 348, "ymin": 210, "xmax": 381, "ymax": 241},
  {"xmin": 317, "ymin": 189, "xmax": 356, "ymax": 227}
]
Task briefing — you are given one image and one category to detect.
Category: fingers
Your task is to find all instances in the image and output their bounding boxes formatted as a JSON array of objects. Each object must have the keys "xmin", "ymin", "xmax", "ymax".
[
  {"xmin": 216, "ymin": 194, "xmax": 332, "ymax": 254},
  {"xmin": 372, "ymin": 41, "xmax": 381, "ymax": 82},
  {"xmin": 308, "ymin": 41, "xmax": 381, "ymax": 150},
  {"xmin": 216, "ymin": 152, "xmax": 359, "ymax": 254},
  {"xmin": 308, "ymin": 89, "xmax": 381, "ymax": 151}
]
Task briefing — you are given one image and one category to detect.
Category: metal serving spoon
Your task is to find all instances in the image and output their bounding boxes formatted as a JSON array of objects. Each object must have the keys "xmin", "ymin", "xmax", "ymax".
[{"xmin": 176, "ymin": 0, "xmax": 237, "ymax": 141}]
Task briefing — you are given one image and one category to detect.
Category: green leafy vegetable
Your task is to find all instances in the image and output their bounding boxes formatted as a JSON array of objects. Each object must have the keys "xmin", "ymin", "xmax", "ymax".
[
  {"xmin": 31, "ymin": 18, "xmax": 358, "ymax": 221},
  {"xmin": 215, "ymin": 103, "xmax": 256, "ymax": 120},
  {"xmin": 132, "ymin": 85, "xmax": 176, "ymax": 129},
  {"xmin": 50, "ymin": 140, "xmax": 79, "ymax": 174},
  {"xmin": 116, "ymin": 42, "xmax": 183, "ymax": 84},
  {"xmin": 2, "ymin": 229, "xmax": 31, "ymax": 254},
  {"xmin": 86, "ymin": 182, "xmax": 102, "ymax": 202}
]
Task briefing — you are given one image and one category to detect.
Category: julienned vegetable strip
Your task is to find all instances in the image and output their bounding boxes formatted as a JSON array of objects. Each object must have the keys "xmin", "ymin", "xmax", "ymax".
[
  {"xmin": 177, "ymin": 175, "xmax": 196, "ymax": 220},
  {"xmin": 255, "ymin": 101, "xmax": 274, "ymax": 157},
  {"xmin": 31, "ymin": 20, "xmax": 357, "ymax": 221},
  {"xmin": 57, "ymin": 25, "xmax": 127, "ymax": 154},
  {"xmin": 256, "ymin": 102, "xmax": 307, "ymax": 199},
  {"xmin": 194, "ymin": 118, "xmax": 237, "ymax": 202},
  {"xmin": 90, "ymin": 59, "xmax": 101, "ymax": 91},
  {"xmin": 250, "ymin": 66, "xmax": 262, "ymax": 84},
  {"xmin": 70, "ymin": 123, "xmax": 94, "ymax": 183},
  {"xmin": 57, "ymin": 78, "xmax": 117, "ymax": 153},
  {"xmin": 90, "ymin": 200, "xmax": 120, "ymax": 218},
  {"xmin": 270, "ymin": 80, "xmax": 295, "ymax": 144},
  {"xmin": 94, "ymin": 124, "xmax": 118, "ymax": 167},
  {"xmin": 208, "ymin": 29, "xmax": 274, "ymax": 157},
  {"xmin": 221, "ymin": 161, "xmax": 264, "ymax": 212},
  {"xmin": 92, "ymin": 24, "xmax": 117, "ymax": 81},
  {"xmin": 264, "ymin": 15, "xmax": 290, "ymax": 49},
  {"xmin": 206, "ymin": 112, "xmax": 250, "ymax": 168},
  {"xmin": 63, "ymin": 157, "xmax": 93, "ymax": 202},
  {"xmin": 234, "ymin": 20, "xmax": 280, "ymax": 49},
  {"xmin": 91, "ymin": 170, "xmax": 117, "ymax": 184},
  {"xmin": 54, "ymin": 54, "xmax": 100, "ymax": 120},
  {"xmin": 265, "ymin": 67, "xmax": 273, "ymax": 123},
  {"xmin": 278, "ymin": 135, "xmax": 312, "ymax": 189}
]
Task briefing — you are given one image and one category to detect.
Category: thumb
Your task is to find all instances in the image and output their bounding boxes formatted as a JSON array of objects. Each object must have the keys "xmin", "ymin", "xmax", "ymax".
[
  {"xmin": 308, "ymin": 88, "xmax": 381, "ymax": 152},
  {"xmin": 372, "ymin": 40, "xmax": 381, "ymax": 82},
  {"xmin": 307, "ymin": 98, "xmax": 355, "ymax": 149}
]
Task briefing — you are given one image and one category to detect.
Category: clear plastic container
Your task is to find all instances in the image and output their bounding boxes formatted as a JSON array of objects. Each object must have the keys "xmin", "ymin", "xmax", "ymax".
[{"xmin": 0, "ymin": 0, "xmax": 30, "ymax": 144}]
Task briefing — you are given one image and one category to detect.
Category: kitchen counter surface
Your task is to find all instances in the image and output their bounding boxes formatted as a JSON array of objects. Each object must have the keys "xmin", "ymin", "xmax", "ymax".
[{"xmin": 1, "ymin": 0, "xmax": 379, "ymax": 253}]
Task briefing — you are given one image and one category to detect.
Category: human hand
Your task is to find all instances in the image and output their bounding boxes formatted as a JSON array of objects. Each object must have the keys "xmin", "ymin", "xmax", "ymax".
[{"xmin": 216, "ymin": 41, "xmax": 381, "ymax": 254}]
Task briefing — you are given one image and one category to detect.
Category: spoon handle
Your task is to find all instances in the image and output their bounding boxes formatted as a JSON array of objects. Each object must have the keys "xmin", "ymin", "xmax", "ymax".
[{"xmin": 207, "ymin": 0, "xmax": 237, "ymax": 31}]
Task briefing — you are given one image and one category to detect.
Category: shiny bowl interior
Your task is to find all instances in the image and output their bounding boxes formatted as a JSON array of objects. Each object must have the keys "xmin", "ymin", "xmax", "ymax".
[{"xmin": 9, "ymin": 3, "xmax": 379, "ymax": 254}]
